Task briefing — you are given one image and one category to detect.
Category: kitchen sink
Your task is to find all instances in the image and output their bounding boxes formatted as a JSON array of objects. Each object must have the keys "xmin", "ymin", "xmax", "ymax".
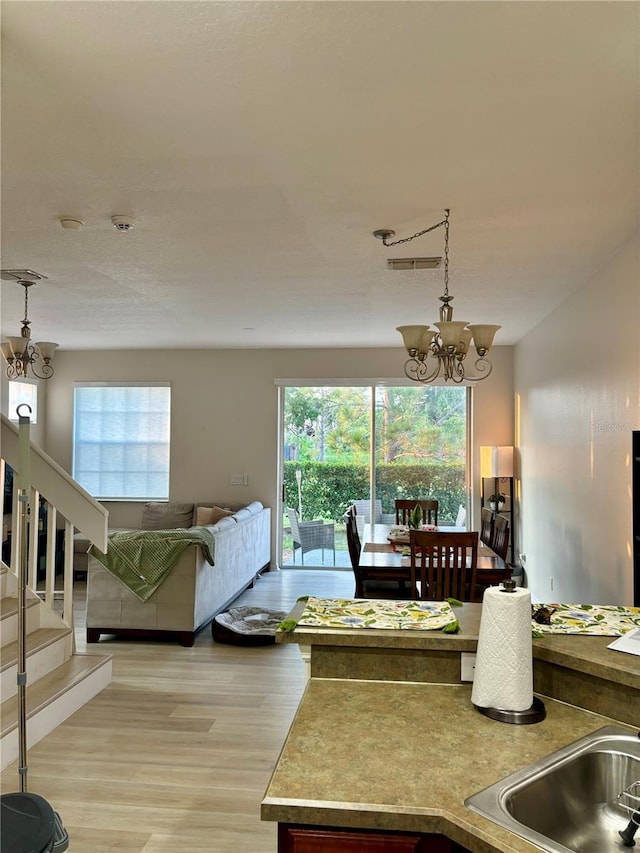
[{"xmin": 465, "ymin": 725, "xmax": 640, "ymax": 853}]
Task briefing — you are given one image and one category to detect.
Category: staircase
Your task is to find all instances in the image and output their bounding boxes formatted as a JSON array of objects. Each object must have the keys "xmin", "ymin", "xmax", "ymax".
[{"xmin": 1, "ymin": 414, "xmax": 112, "ymax": 771}]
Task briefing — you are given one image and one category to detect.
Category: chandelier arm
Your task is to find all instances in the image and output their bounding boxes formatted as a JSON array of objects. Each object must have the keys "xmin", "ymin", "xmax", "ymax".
[
  {"xmin": 5, "ymin": 362, "xmax": 22, "ymax": 380},
  {"xmin": 382, "ymin": 217, "xmax": 448, "ymax": 247},
  {"xmin": 29, "ymin": 360, "xmax": 54, "ymax": 380},
  {"xmin": 459, "ymin": 357, "xmax": 494, "ymax": 382},
  {"xmin": 403, "ymin": 356, "xmax": 441, "ymax": 384}
]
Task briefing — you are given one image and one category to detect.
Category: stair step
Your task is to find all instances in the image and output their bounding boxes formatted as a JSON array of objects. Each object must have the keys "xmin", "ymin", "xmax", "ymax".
[
  {"xmin": 1, "ymin": 627, "xmax": 72, "ymax": 700},
  {"xmin": 1, "ymin": 594, "xmax": 42, "ymax": 643},
  {"xmin": 1, "ymin": 652, "xmax": 112, "ymax": 769}
]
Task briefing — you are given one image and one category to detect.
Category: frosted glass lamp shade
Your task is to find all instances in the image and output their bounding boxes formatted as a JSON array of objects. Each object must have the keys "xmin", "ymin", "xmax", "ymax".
[
  {"xmin": 35, "ymin": 341, "xmax": 58, "ymax": 361},
  {"xmin": 480, "ymin": 446, "xmax": 514, "ymax": 478},
  {"xmin": 397, "ymin": 325, "xmax": 430, "ymax": 352},
  {"xmin": 7, "ymin": 336, "xmax": 30, "ymax": 358},
  {"xmin": 419, "ymin": 328, "xmax": 437, "ymax": 352},
  {"xmin": 458, "ymin": 327, "xmax": 473, "ymax": 353},
  {"xmin": 468, "ymin": 324, "xmax": 501, "ymax": 352},
  {"xmin": 435, "ymin": 321, "xmax": 470, "ymax": 349}
]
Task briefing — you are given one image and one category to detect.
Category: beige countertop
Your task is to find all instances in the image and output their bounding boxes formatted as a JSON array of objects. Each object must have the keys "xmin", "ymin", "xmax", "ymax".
[{"xmin": 261, "ymin": 678, "xmax": 636, "ymax": 853}]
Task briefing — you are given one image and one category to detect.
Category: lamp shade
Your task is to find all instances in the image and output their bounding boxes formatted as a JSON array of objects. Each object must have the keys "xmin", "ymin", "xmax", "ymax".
[
  {"xmin": 480, "ymin": 445, "xmax": 514, "ymax": 478},
  {"xmin": 397, "ymin": 325, "xmax": 430, "ymax": 352},
  {"xmin": 468, "ymin": 324, "xmax": 501, "ymax": 353},
  {"xmin": 435, "ymin": 321, "xmax": 470, "ymax": 349},
  {"xmin": 35, "ymin": 341, "xmax": 58, "ymax": 361}
]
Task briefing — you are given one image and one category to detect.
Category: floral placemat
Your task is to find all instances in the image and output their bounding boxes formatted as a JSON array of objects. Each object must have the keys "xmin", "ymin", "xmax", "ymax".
[
  {"xmin": 280, "ymin": 596, "xmax": 459, "ymax": 632},
  {"xmin": 531, "ymin": 604, "xmax": 640, "ymax": 637}
]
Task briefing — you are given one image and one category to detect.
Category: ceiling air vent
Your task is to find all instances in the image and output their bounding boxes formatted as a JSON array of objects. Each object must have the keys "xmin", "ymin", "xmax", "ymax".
[{"xmin": 387, "ymin": 257, "xmax": 441, "ymax": 271}]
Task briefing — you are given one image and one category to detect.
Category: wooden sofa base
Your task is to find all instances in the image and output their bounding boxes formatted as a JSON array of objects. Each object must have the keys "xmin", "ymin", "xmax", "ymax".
[{"xmin": 86, "ymin": 625, "xmax": 201, "ymax": 647}]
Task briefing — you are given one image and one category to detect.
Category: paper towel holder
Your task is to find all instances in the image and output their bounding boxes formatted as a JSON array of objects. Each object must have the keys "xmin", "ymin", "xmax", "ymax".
[
  {"xmin": 472, "ymin": 580, "xmax": 546, "ymax": 724},
  {"xmin": 473, "ymin": 696, "xmax": 546, "ymax": 725}
]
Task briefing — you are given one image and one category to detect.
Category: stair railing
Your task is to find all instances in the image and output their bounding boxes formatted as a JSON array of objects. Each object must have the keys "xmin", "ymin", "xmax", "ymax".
[{"xmin": 1, "ymin": 412, "xmax": 107, "ymax": 631}]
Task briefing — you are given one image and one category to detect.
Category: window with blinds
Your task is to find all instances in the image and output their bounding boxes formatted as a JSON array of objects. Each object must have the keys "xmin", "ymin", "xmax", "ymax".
[{"xmin": 73, "ymin": 383, "xmax": 170, "ymax": 500}]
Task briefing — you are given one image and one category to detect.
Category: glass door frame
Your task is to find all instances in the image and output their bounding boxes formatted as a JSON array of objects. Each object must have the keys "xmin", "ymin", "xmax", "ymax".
[{"xmin": 275, "ymin": 379, "xmax": 472, "ymax": 569}]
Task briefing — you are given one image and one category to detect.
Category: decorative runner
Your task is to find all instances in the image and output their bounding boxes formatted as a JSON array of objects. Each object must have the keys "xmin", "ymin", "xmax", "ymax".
[
  {"xmin": 278, "ymin": 596, "xmax": 460, "ymax": 632},
  {"xmin": 88, "ymin": 527, "xmax": 215, "ymax": 602},
  {"xmin": 531, "ymin": 603, "xmax": 640, "ymax": 637}
]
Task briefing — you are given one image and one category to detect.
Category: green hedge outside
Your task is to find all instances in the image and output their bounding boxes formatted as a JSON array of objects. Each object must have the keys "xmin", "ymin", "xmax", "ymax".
[{"xmin": 284, "ymin": 461, "xmax": 465, "ymax": 524}]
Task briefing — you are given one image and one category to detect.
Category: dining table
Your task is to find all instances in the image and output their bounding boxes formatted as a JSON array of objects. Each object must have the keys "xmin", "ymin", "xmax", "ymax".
[{"xmin": 362, "ymin": 522, "xmax": 511, "ymax": 587}]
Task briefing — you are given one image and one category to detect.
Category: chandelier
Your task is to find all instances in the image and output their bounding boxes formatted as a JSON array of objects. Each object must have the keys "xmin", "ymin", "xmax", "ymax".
[
  {"xmin": 1, "ymin": 271, "xmax": 58, "ymax": 380},
  {"xmin": 374, "ymin": 209, "xmax": 501, "ymax": 383}
]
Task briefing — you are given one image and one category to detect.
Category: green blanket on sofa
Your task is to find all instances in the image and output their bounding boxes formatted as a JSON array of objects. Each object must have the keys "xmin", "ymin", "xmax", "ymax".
[{"xmin": 88, "ymin": 527, "xmax": 216, "ymax": 602}]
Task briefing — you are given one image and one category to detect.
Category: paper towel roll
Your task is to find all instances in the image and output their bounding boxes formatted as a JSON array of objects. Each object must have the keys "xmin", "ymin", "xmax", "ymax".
[{"xmin": 471, "ymin": 585, "xmax": 533, "ymax": 712}]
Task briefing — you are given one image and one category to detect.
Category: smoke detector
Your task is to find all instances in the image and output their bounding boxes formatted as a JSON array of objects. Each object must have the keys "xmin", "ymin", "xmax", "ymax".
[
  {"xmin": 111, "ymin": 214, "xmax": 135, "ymax": 232},
  {"xmin": 60, "ymin": 217, "xmax": 84, "ymax": 230}
]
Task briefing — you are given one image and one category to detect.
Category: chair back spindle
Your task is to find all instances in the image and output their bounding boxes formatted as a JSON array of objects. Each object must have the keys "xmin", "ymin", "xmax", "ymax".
[
  {"xmin": 409, "ymin": 530, "xmax": 479, "ymax": 602},
  {"xmin": 395, "ymin": 499, "xmax": 439, "ymax": 526}
]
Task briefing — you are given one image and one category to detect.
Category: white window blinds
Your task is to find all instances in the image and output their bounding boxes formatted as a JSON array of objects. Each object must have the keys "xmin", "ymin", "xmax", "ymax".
[{"xmin": 73, "ymin": 383, "xmax": 170, "ymax": 500}]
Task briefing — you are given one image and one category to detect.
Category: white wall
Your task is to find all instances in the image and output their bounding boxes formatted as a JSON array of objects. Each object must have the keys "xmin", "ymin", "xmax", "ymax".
[
  {"xmin": 514, "ymin": 233, "xmax": 639, "ymax": 605},
  {"xmin": 43, "ymin": 346, "xmax": 514, "ymax": 562}
]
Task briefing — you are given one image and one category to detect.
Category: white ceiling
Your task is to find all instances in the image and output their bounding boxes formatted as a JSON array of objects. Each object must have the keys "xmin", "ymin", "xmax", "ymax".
[{"xmin": 1, "ymin": 1, "xmax": 638, "ymax": 351}]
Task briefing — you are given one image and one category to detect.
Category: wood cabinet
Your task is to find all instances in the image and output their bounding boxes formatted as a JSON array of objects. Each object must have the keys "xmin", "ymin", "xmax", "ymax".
[{"xmin": 278, "ymin": 824, "xmax": 470, "ymax": 852}]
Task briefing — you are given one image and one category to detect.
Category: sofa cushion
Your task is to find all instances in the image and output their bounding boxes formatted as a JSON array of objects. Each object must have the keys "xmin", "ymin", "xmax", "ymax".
[
  {"xmin": 231, "ymin": 508, "xmax": 252, "ymax": 523},
  {"xmin": 141, "ymin": 502, "xmax": 195, "ymax": 530},
  {"xmin": 244, "ymin": 501, "xmax": 264, "ymax": 515},
  {"xmin": 209, "ymin": 516, "xmax": 237, "ymax": 534},
  {"xmin": 194, "ymin": 505, "xmax": 233, "ymax": 526}
]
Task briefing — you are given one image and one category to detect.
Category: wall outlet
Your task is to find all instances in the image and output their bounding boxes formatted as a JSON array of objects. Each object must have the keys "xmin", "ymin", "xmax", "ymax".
[{"xmin": 461, "ymin": 652, "xmax": 477, "ymax": 682}]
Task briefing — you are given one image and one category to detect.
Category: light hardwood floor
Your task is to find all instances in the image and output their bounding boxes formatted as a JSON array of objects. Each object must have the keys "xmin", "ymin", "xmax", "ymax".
[{"xmin": 1, "ymin": 568, "xmax": 355, "ymax": 853}]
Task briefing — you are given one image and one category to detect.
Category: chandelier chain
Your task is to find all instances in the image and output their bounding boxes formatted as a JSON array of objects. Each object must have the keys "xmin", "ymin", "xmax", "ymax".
[
  {"xmin": 23, "ymin": 283, "xmax": 30, "ymax": 327},
  {"xmin": 381, "ymin": 217, "xmax": 448, "ymax": 247},
  {"xmin": 443, "ymin": 209, "xmax": 450, "ymax": 297}
]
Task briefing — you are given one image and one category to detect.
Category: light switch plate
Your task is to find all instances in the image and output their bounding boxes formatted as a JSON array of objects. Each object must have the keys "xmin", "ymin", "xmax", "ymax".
[{"xmin": 229, "ymin": 474, "xmax": 245, "ymax": 486}]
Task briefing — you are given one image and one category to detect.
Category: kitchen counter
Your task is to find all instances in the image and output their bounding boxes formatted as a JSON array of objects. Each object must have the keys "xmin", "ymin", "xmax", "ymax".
[
  {"xmin": 263, "ymin": 600, "xmax": 640, "ymax": 850},
  {"xmin": 262, "ymin": 679, "xmax": 635, "ymax": 853},
  {"xmin": 276, "ymin": 601, "xmax": 640, "ymax": 723}
]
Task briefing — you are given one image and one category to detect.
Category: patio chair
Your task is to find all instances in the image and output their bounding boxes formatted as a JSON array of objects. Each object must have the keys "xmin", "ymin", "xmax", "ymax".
[{"xmin": 286, "ymin": 507, "xmax": 335, "ymax": 566}]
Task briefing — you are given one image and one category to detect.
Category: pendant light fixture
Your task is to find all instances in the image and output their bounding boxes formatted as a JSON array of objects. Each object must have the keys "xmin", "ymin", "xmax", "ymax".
[
  {"xmin": 374, "ymin": 210, "xmax": 501, "ymax": 383},
  {"xmin": 1, "ymin": 271, "xmax": 58, "ymax": 380}
]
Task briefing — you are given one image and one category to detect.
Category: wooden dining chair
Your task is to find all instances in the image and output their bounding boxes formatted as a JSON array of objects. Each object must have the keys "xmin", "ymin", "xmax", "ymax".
[
  {"xmin": 491, "ymin": 513, "xmax": 510, "ymax": 561},
  {"xmin": 394, "ymin": 499, "xmax": 439, "ymax": 526},
  {"xmin": 479, "ymin": 507, "xmax": 494, "ymax": 548},
  {"xmin": 344, "ymin": 507, "xmax": 411, "ymax": 599},
  {"xmin": 408, "ymin": 529, "xmax": 480, "ymax": 602}
]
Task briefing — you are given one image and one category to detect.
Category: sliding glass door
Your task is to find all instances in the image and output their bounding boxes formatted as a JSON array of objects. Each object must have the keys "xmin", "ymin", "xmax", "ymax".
[{"xmin": 279, "ymin": 384, "xmax": 468, "ymax": 569}]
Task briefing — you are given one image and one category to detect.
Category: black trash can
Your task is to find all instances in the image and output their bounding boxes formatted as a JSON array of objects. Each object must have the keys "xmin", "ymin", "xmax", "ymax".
[{"xmin": 1, "ymin": 792, "xmax": 69, "ymax": 853}]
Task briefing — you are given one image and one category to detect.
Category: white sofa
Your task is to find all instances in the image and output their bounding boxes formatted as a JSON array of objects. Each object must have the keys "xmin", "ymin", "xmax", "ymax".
[{"xmin": 85, "ymin": 501, "xmax": 271, "ymax": 646}]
